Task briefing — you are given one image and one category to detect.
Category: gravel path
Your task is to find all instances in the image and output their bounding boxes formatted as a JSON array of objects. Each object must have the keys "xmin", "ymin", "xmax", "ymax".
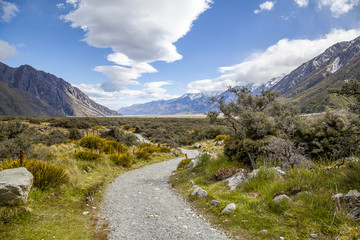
[{"xmin": 101, "ymin": 149, "xmax": 229, "ymax": 240}]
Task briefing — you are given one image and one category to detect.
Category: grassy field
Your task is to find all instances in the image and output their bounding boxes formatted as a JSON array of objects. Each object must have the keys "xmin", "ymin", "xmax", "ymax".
[
  {"xmin": 0, "ymin": 119, "xmax": 183, "ymax": 239},
  {"xmin": 170, "ymin": 140, "xmax": 360, "ymax": 240}
]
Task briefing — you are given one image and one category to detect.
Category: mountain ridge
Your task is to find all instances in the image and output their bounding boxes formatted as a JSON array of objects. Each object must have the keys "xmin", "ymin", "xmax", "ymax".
[{"xmin": 0, "ymin": 62, "xmax": 118, "ymax": 116}]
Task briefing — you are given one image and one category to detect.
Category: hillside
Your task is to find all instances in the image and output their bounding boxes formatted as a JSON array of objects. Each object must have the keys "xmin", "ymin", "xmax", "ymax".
[
  {"xmin": 0, "ymin": 81, "xmax": 59, "ymax": 116},
  {"xmin": 0, "ymin": 62, "xmax": 118, "ymax": 116},
  {"xmin": 271, "ymin": 36, "xmax": 360, "ymax": 112}
]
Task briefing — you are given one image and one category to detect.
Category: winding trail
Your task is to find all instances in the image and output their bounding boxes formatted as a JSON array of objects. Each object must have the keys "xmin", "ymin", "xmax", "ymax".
[{"xmin": 100, "ymin": 149, "xmax": 229, "ymax": 240}]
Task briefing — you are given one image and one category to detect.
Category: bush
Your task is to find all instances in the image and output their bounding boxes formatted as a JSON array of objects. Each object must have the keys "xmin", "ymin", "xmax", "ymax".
[
  {"xmin": 0, "ymin": 159, "xmax": 69, "ymax": 189},
  {"xmin": 39, "ymin": 130, "xmax": 68, "ymax": 146},
  {"xmin": 68, "ymin": 128, "xmax": 83, "ymax": 140},
  {"xmin": 73, "ymin": 151, "xmax": 101, "ymax": 162},
  {"xmin": 110, "ymin": 154, "xmax": 133, "ymax": 167},
  {"xmin": 100, "ymin": 127, "xmax": 137, "ymax": 146},
  {"xmin": 215, "ymin": 135, "xmax": 230, "ymax": 142},
  {"xmin": 102, "ymin": 140, "xmax": 128, "ymax": 154},
  {"xmin": 79, "ymin": 136, "xmax": 104, "ymax": 150},
  {"xmin": 224, "ymin": 137, "xmax": 267, "ymax": 169},
  {"xmin": 135, "ymin": 149, "xmax": 151, "ymax": 160},
  {"xmin": 177, "ymin": 158, "xmax": 192, "ymax": 170}
]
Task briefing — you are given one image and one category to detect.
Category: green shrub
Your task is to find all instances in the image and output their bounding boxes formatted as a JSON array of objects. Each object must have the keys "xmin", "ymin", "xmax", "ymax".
[
  {"xmin": 215, "ymin": 135, "xmax": 230, "ymax": 142},
  {"xmin": 100, "ymin": 127, "xmax": 137, "ymax": 146},
  {"xmin": 0, "ymin": 206, "xmax": 31, "ymax": 223},
  {"xmin": 68, "ymin": 128, "xmax": 83, "ymax": 140},
  {"xmin": 110, "ymin": 154, "xmax": 133, "ymax": 167},
  {"xmin": 39, "ymin": 130, "xmax": 68, "ymax": 146},
  {"xmin": 79, "ymin": 136, "xmax": 104, "ymax": 150},
  {"xmin": 135, "ymin": 149, "xmax": 151, "ymax": 160},
  {"xmin": 0, "ymin": 159, "xmax": 69, "ymax": 189},
  {"xmin": 102, "ymin": 140, "xmax": 128, "ymax": 154},
  {"xmin": 158, "ymin": 146, "xmax": 171, "ymax": 153},
  {"xmin": 177, "ymin": 158, "xmax": 192, "ymax": 170},
  {"xmin": 73, "ymin": 151, "xmax": 101, "ymax": 162},
  {"xmin": 224, "ymin": 137, "xmax": 267, "ymax": 169}
]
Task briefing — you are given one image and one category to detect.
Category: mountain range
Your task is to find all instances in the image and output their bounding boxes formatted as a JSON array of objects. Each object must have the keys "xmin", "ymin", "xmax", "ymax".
[
  {"xmin": 118, "ymin": 36, "xmax": 360, "ymax": 115},
  {"xmin": 0, "ymin": 63, "xmax": 118, "ymax": 116}
]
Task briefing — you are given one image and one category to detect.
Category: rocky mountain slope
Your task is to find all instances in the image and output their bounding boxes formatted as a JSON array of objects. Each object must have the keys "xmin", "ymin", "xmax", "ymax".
[
  {"xmin": 272, "ymin": 36, "xmax": 360, "ymax": 112},
  {"xmin": 119, "ymin": 36, "xmax": 360, "ymax": 115},
  {"xmin": 0, "ymin": 62, "xmax": 118, "ymax": 116}
]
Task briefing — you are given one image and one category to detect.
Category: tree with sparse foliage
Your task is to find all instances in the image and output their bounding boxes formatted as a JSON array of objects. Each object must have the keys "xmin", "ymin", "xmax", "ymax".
[
  {"xmin": 329, "ymin": 79, "xmax": 360, "ymax": 114},
  {"xmin": 208, "ymin": 87, "xmax": 299, "ymax": 168}
]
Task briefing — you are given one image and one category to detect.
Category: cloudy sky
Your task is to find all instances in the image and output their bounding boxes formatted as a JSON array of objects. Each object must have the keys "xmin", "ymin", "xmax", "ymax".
[{"xmin": 1, "ymin": 0, "xmax": 360, "ymax": 109}]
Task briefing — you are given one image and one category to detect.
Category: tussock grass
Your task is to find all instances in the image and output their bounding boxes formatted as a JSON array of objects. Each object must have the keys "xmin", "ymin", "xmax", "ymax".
[
  {"xmin": 0, "ymin": 124, "xmax": 179, "ymax": 240},
  {"xmin": 170, "ymin": 154, "xmax": 360, "ymax": 239}
]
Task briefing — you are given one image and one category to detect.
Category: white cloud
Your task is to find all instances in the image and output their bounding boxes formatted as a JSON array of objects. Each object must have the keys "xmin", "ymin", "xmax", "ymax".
[
  {"xmin": 294, "ymin": 0, "xmax": 309, "ymax": 7},
  {"xmin": 0, "ymin": 39, "xmax": 18, "ymax": 61},
  {"xmin": 63, "ymin": 0, "xmax": 212, "ymax": 92},
  {"xmin": 319, "ymin": 0, "xmax": 360, "ymax": 17},
  {"xmin": 254, "ymin": 1, "xmax": 275, "ymax": 14},
  {"xmin": 0, "ymin": 0, "xmax": 18, "ymax": 22},
  {"xmin": 186, "ymin": 28, "xmax": 360, "ymax": 93},
  {"xmin": 76, "ymin": 81, "xmax": 176, "ymax": 109}
]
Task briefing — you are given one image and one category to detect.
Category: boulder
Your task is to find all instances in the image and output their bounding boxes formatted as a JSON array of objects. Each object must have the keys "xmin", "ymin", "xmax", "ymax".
[
  {"xmin": 344, "ymin": 190, "xmax": 360, "ymax": 212},
  {"xmin": 272, "ymin": 194, "xmax": 291, "ymax": 203},
  {"xmin": 226, "ymin": 171, "xmax": 246, "ymax": 190},
  {"xmin": 350, "ymin": 207, "xmax": 360, "ymax": 220},
  {"xmin": 0, "ymin": 167, "xmax": 33, "ymax": 205},
  {"xmin": 194, "ymin": 144, "xmax": 201, "ymax": 149},
  {"xmin": 191, "ymin": 187, "xmax": 208, "ymax": 198},
  {"xmin": 210, "ymin": 200, "xmax": 221, "ymax": 206},
  {"xmin": 172, "ymin": 151, "xmax": 179, "ymax": 157},
  {"xmin": 222, "ymin": 203, "xmax": 236, "ymax": 213},
  {"xmin": 187, "ymin": 158, "xmax": 199, "ymax": 168}
]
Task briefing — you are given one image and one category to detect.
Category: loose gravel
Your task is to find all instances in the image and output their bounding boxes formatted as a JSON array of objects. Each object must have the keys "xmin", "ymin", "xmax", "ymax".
[{"xmin": 101, "ymin": 149, "xmax": 229, "ymax": 240}]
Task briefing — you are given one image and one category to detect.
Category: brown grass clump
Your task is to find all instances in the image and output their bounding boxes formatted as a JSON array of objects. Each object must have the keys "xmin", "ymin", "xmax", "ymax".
[{"xmin": 0, "ymin": 158, "xmax": 69, "ymax": 189}]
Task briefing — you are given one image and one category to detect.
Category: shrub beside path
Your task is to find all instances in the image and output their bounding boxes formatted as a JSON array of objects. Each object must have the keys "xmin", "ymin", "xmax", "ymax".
[{"xmin": 101, "ymin": 148, "xmax": 229, "ymax": 240}]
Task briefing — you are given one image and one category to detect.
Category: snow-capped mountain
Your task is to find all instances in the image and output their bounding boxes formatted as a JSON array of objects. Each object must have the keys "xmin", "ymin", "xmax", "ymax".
[
  {"xmin": 117, "ymin": 80, "xmax": 283, "ymax": 115},
  {"xmin": 118, "ymin": 36, "xmax": 360, "ymax": 115}
]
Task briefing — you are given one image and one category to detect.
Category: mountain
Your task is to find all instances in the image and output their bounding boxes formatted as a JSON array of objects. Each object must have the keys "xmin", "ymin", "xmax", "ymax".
[
  {"xmin": 0, "ymin": 62, "xmax": 118, "ymax": 116},
  {"xmin": 118, "ymin": 36, "xmax": 360, "ymax": 115},
  {"xmin": 272, "ymin": 36, "xmax": 360, "ymax": 112},
  {"xmin": 117, "ymin": 80, "xmax": 283, "ymax": 115},
  {"xmin": 118, "ymin": 92, "xmax": 219, "ymax": 115}
]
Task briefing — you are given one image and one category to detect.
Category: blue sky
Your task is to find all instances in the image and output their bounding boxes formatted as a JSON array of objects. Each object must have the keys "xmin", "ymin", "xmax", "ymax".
[{"xmin": 1, "ymin": 0, "xmax": 360, "ymax": 110}]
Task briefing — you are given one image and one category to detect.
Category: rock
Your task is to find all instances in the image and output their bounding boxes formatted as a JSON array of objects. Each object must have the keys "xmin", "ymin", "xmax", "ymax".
[
  {"xmin": 259, "ymin": 229, "xmax": 267, "ymax": 233},
  {"xmin": 226, "ymin": 171, "xmax": 246, "ymax": 190},
  {"xmin": 344, "ymin": 190, "xmax": 360, "ymax": 210},
  {"xmin": 310, "ymin": 233, "xmax": 318, "ymax": 238},
  {"xmin": 187, "ymin": 158, "xmax": 199, "ymax": 168},
  {"xmin": 215, "ymin": 141, "xmax": 222, "ymax": 146},
  {"xmin": 350, "ymin": 207, "xmax": 360, "ymax": 220},
  {"xmin": 222, "ymin": 203, "xmax": 236, "ymax": 213},
  {"xmin": 331, "ymin": 193, "xmax": 343, "ymax": 201},
  {"xmin": 194, "ymin": 144, "xmax": 201, "ymax": 149},
  {"xmin": 295, "ymin": 191, "xmax": 312, "ymax": 197},
  {"xmin": 210, "ymin": 200, "xmax": 221, "ymax": 206},
  {"xmin": 273, "ymin": 194, "xmax": 291, "ymax": 203},
  {"xmin": 172, "ymin": 152, "xmax": 179, "ymax": 157},
  {"xmin": 0, "ymin": 167, "xmax": 33, "ymax": 205},
  {"xmin": 191, "ymin": 187, "xmax": 208, "ymax": 198},
  {"xmin": 249, "ymin": 167, "xmax": 286, "ymax": 179},
  {"xmin": 345, "ymin": 190, "xmax": 360, "ymax": 199},
  {"xmin": 82, "ymin": 211, "xmax": 89, "ymax": 215}
]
